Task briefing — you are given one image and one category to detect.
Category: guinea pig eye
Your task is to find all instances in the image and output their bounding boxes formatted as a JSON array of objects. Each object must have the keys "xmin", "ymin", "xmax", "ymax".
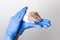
[{"xmin": 35, "ymin": 16, "xmax": 38, "ymax": 18}]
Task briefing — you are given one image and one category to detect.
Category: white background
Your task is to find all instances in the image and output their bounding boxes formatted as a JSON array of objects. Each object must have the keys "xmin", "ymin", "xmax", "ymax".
[{"xmin": 0, "ymin": 0, "xmax": 60, "ymax": 40}]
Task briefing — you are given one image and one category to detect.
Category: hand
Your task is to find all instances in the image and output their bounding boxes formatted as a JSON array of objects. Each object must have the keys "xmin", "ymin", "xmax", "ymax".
[
  {"xmin": 4, "ymin": 6, "xmax": 28, "ymax": 40},
  {"xmin": 18, "ymin": 19, "xmax": 51, "ymax": 35}
]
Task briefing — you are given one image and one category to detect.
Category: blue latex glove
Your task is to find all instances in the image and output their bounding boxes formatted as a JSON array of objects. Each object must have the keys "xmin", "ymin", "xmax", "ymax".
[
  {"xmin": 4, "ymin": 6, "xmax": 51, "ymax": 40},
  {"xmin": 18, "ymin": 19, "xmax": 51, "ymax": 35},
  {"xmin": 4, "ymin": 7, "xmax": 28, "ymax": 40}
]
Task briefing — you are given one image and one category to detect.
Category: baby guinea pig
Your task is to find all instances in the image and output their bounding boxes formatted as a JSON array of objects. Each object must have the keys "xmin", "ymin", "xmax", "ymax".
[{"xmin": 28, "ymin": 12, "xmax": 42, "ymax": 23}]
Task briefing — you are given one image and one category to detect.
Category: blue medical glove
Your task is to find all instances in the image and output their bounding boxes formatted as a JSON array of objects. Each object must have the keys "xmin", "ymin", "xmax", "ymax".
[
  {"xmin": 4, "ymin": 7, "xmax": 28, "ymax": 40},
  {"xmin": 18, "ymin": 19, "xmax": 51, "ymax": 35}
]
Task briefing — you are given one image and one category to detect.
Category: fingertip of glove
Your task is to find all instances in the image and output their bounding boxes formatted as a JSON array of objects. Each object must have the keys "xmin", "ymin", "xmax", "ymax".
[
  {"xmin": 41, "ymin": 19, "xmax": 51, "ymax": 23},
  {"xmin": 23, "ymin": 6, "xmax": 28, "ymax": 11}
]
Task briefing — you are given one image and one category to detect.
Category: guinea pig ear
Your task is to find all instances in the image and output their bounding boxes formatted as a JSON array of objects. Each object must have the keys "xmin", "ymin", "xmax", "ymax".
[
  {"xmin": 33, "ymin": 12, "xmax": 38, "ymax": 15},
  {"xmin": 35, "ymin": 12, "xmax": 38, "ymax": 13}
]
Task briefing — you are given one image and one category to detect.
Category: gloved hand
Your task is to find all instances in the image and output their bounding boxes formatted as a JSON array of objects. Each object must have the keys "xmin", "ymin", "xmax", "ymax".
[
  {"xmin": 4, "ymin": 6, "xmax": 51, "ymax": 40},
  {"xmin": 18, "ymin": 19, "xmax": 51, "ymax": 35},
  {"xmin": 4, "ymin": 7, "xmax": 28, "ymax": 40}
]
